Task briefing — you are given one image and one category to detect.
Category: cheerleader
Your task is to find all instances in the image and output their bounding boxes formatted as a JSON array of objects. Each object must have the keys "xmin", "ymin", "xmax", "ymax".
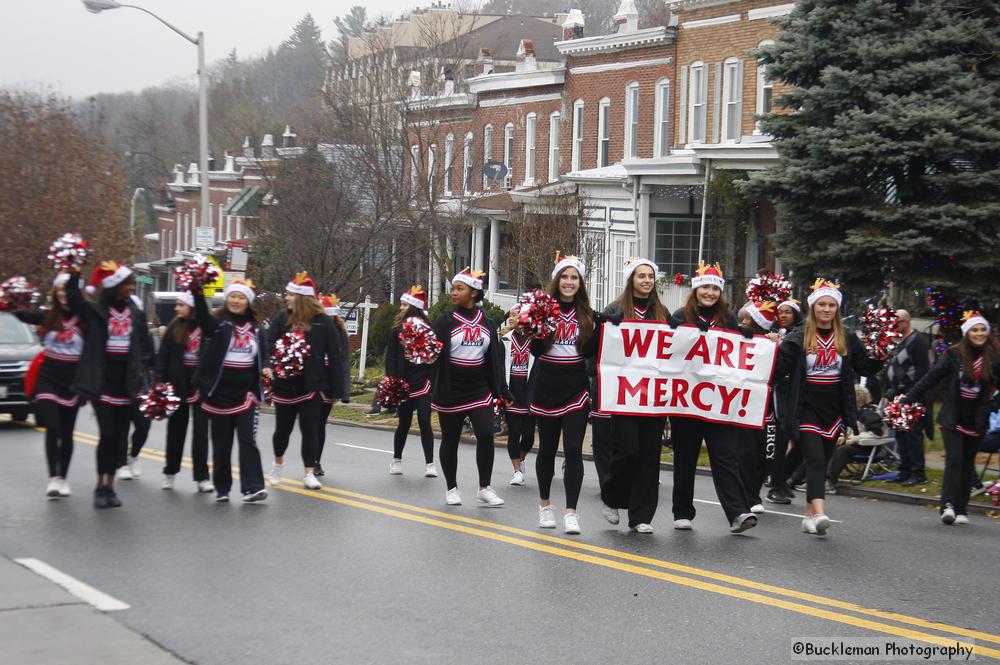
[
  {"xmin": 528, "ymin": 253, "xmax": 599, "ymax": 534},
  {"xmin": 386, "ymin": 286, "xmax": 437, "ymax": 477},
  {"xmin": 431, "ymin": 268, "xmax": 507, "ymax": 507},
  {"xmin": 68, "ymin": 262, "xmax": 153, "ymax": 508},
  {"xmin": 599, "ymin": 257, "xmax": 669, "ymax": 533},
  {"xmin": 904, "ymin": 312, "xmax": 1000, "ymax": 525},
  {"xmin": 266, "ymin": 273, "xmax": 336, "ymax": 490},
  {"xmin": 502, "ymin": 311, "xmax": 534, "ymax": 486},
  {"xmin": 14, "ymin": 273, "xmax": 84, "ymax": 498},
  {"xmin": 192, "ymin": 279, "xmax": 267, "ymax": 502},
  {"xmin": 315, "ymin": 294, "xmax": 350, "ymax": 476},
  {"xmin": 776, "ymin": 279, "xmax": 881, "ymax": 535},
  {"xmin": 767, "ymin": 298, "xmax": 803, "ymax": 505},
  {"xmin": 155, "ymin": 292, "xmax": 212, "ymax": 493},
  {"xmin": 668, "ymin": 261, "xmax": 757, "ymax": 533}
]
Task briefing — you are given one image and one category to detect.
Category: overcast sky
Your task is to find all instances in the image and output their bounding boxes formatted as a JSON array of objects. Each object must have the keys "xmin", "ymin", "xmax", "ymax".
[{"xmin": 1, "ymin": 0, "xmax": 418, "ymax": 98}]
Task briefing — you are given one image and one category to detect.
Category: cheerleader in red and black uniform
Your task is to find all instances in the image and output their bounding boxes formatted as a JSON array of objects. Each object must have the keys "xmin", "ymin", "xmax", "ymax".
[
  {"xmin": 386, "ymin": 286, "xmax": 437, "ymax": 477},
  {"xmin": 528, "ymin": 254, "xmax": 599, "ymax": 534},
  {"xmin": 668, "ymin": 261, "xmax": 757, "ymax": 533},
  {"xmin": 315, "ymin": 294, "xmax": 350, "ymax": 476},
  {"xmin": 599, "ymin": 257, "xmax": 670, "ymax": 533},
  {"xmin": 776, "ymin": 279, "xmax": 881, "ymax": 535},
  {"xmin": 431, "ymin": 269, "xmax": 507, "ymax": 507},
  {"xmin": 502, "ymin": 313, "xmax": 534, "ymax": 486},
  {"xmin": 14, "ymin": 273, "xmax": 84, "ymax": 498}
]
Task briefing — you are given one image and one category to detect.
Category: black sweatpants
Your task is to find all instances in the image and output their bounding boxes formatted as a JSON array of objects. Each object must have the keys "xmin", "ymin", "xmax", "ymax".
[
  {"xmin": 799, "ymin": 432, "xmax": 835, "ymax": 503},
  {"xmin": 317, "ymin": 400, "xmax": 334, "ymax": 465},
  {"xmin": 738, "ymin": 427, "xmax": 767, "ymax": 507},
  {"xmin": 438, "ymin": 406, "xmax": 495, "ymax": 490},
  {"xmin": 36, "ymin": 400, "xmax": 78, "ymax": 478},
  {"xmin": 670, "ymin": 416, "xmax": 751, "ymax": 524},
  {"xmin": 95, "ymin": 402, "xmax": 131, "ymax": 476},
  {"xmin": 535, "ymin": 409, "xmax": 588, "ymax": 510},
  {"xmin": 766, "ymin": 425, "xmax": 790, "ymax": 489},
  {"xmin": 128, "ymin": 402, "xmax": 151, "ymax": 461},
  {"xmin": 394, "ymin": 394, "xmax": 434, "ymax": 463},
  {"xmin": 209, "ymin": 407, "xmax": 265, "ymax": 495},
  {"xmin": 505, "ymin": 412, "xmax": 535, "ymax": 461},
  {"xmin": 272, "ymin": 396, "xmax": 321, "ymax": 468},
  {"xmin": 163, "ymin": 400, "xmax": 210, "ymax": 480},
  {"xmin": 602, "ymin": 415, "xmax": 665, "ymax": 527},
  {"xmin": 940, "ymin": 428, "xmax": 979, "ymax": 515},
  {"xmin": 590, "ymin": 416, "xmax": 613, "ymax": 488}
]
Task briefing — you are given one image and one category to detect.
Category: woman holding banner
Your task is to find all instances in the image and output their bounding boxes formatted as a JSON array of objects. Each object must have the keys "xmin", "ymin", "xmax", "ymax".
[
  {"xmin": 599, "ymin": 257, "xmax": 670, "ymax": 533},
  {"xmin": 776, "ymin": 279, "xmax": 881, "ymax": 535},
  {"xmin": 667, "ymin": 261, "xmax": 758, "ymax": 533}
]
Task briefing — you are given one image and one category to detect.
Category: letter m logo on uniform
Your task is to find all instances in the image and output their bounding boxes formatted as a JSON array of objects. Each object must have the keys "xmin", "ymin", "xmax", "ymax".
[
  {"xmin": 462, "ymin": 325, "xmax": 481, "ymax": 345},
  {"xmin": 109, "ymin": 318, "xmax": 130, "ymax": 338},
  {"xmin": 555, "ymin": 321, "xmax": 578, "ymax": 344},
  {"xmin": 816, "ymin": 348, "xmax": 837, "ymax": 368},
  {"xmin": 512, "ymin": 351, "xmax": 528, "ymax": 366},
  {"xmin": 232, "ymin": 330, "xmax": 253, "ymax": 351}
]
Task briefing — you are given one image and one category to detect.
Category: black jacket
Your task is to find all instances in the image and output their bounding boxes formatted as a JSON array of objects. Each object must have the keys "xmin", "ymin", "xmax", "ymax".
[
  {"xmin": 905, "ymin": 347, "xmax": 1000, "ymax": 435},
  {"xmin": 431, "ymin": 309, "xmax": 508, "ymax": 404},
  {"xmin": 192, "ymin": 292, "xmax": 266, "ymax": 402},
  {"xmin": 327, "ymin": 318, "xmax": 350, "ymax": 401},
  {"xmin": 154, "ymin": 320, "xmax": 202, "ymax": 395},
  {"xmin": 776, "ymin": 327, "xmax": 882, "ymax": 442},
  {"xmin": 266, "ymin": 310, "xmax": 336, "ymax": 393},
  {"xmin": 65, "ymin": 273, "xmax": 153, "ymax": 401}
]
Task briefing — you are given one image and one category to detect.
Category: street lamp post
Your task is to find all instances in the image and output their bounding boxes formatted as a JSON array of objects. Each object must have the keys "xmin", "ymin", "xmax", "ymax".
[{"xmin": 84, "ymin": 0, "xmax": 211, "ymax": 252}]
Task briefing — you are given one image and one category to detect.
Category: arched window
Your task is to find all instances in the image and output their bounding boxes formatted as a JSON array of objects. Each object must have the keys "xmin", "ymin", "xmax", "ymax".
[
  {"xmin": 597, "ymin": 97, "xmax": 611, "ymax": 167},
  {"xmin": 654, "ymin": 78, "xmax": 671, "ymax": 157},
  {"xmin": 625, "ymin": 81, "xmax": 639, "ymax": 158},
  {"xmin": 755, "ymin": 40, "xmax": 775, "ymax": 134},
  {"xmin": 503, "ymin": 122, "xmax": 514, "ymax": 189},
  {"xmin": 482, "ymin": 124, "xmax": 493, "ymax": 189},
  {"xmin": 721, "ymin": 56, "xmax": 744, "ymax": 142},
  {"xmin": 524, "ymin": 112, "xmax": 537, "ymax": 185},
  {"xmin": 688, "ymin": 61, "xmax": 707, "ymax": 144},
  {"xmin": 444, "ymin": 133, "xmax": 454, "ymax": 195},
  {"xmin": 571, "ymin": 100, "xmax": 584, "ymax": 171},
  {"xmin": 548, "ymin": 111, "xmax": 561, "ymax": 182},
  {"xmin": 463, "ymin": 132, "xmax": 474, "ymax": 194}
]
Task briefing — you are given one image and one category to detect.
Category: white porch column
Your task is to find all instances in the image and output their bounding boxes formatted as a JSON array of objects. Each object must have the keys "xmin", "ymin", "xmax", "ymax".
[
  {"xmin": 487, "ymin": 217, "xmax": 500, "ymax": 298},
  {"xmin": 637, "ymin": 183, "xmax": 652, "ymax": 258},
  {"xmin": 429, "ymin": 233, "xmax": 441, "ymax": 301},
  {"xmin": 474, "ymin": 223, "xmax": 487, "ymax": 273}
]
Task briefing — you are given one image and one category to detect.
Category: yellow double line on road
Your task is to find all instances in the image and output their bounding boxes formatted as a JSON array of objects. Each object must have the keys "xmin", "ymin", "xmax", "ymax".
[{"xmin": 67, "ymin": 429, "xmax": 1000, "ymax": 659}]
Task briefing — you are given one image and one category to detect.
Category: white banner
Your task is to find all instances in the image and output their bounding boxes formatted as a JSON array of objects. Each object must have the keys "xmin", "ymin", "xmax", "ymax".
[{"xmin": 597, "ymin": 321, "xmax": 778, "ymax": 428}]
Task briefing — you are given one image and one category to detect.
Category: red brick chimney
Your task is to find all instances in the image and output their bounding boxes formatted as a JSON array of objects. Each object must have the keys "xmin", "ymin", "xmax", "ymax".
[{"xmin": 562, "ymin": 9, "xmax": 585, "ymax": 40}]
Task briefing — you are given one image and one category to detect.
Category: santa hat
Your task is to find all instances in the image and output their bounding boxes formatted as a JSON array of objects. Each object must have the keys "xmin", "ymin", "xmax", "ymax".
[
  {"xmin": 452, "ymin": 267, "xmax": 485, "ymax": 291},
  {"xmin": 778, "ymin": 299, "xmax": 801, "ymax": 314},
  {"xmin": 320, "ymin": 293, "xmax": 342, "ymax": 317},
  {"xmin": 623, "ymin": 257, "xmax": 658, "ymax": 284},
  {"xmin": 224, "ymin": 278, "xmax": 255, "ymax": 304},
  {"xmin": 52, "ymin": 273, "xmax": 70, "ymax": 289},
  {"xmin": 807, "ymin": 278, "xmax": 842, "ymax": 308},
  {"xmin": 960, "ymin": 310, "xmax": 990, "ymax": 337},
  {"xmin": 286, "ymin": 271, "xmax": 317, "ymax": 297},
  {"xmin": 691, "ymin": 260, "xmax": 724, "ymax": 290},
  {"xmin": 401, "ymin": 285, "xmax": 428, "ymax": 311},
  {"xmin": 748, "ymin": 300, "xmax": 777, "ymax": 331},
  {"xmin": 176, "ymin": 292, "xmax": 195, "ymax": 308},
  {"xmin": 552, "ymin": 251, "xmax": 586, "ymax": 280},
  {"xmin": 91, "ymin": 261, "xmax": 133, "ymax": 289}
]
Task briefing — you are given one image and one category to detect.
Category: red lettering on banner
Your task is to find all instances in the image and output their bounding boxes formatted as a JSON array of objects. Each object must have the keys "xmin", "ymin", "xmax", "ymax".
[
  {"xmin": 621, "ymin": 329, "xmax": 653, "ymax": 357},
  {"xmin": 670, "ymin": 379, "xmax": 689, "ymax": 407},
  {"xmin": 715, "ymin": 337, "xmax": 735, "ymax": 368},
  {"xmin": 653, "ymin": 378, "xmax": 670, "ymax": 406},
  {"xmin": 685, "ymin": 336, "xmax": 710, "ymax": 363},
  {"xmin": 738, "ymin": 389, "xmax": 750, "ymax": 418},
  {"xmin": 718, "ymin": 385, "xmax": 741, "ymax": 415},
  {"xmin": 617, "ymin": 376, "xmax": 649, "ymax": 406},
  {"xmin": 692, "ymin": 382, "xmax": 713, "ymax": 411},
  {"xmin": 738, "ymin": 341, "xmax": 756, "ymax": 371},
  {"xmin": 656, "ymin": 330, "xmax": 674, "ymax": 359}
]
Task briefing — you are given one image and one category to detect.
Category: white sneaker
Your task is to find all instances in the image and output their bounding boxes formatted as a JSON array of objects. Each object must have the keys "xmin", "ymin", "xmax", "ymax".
[
  {"xmin": 46, "ymin": 478, "xmax": 61, "ymax": 498},
  {"xmin": 303, "ymin": 473, "xmax": 322, "ymax": 490},
  {"xmin": 730, "ymin": 512, "xmax": 758, "ymax": 534},
  {"xmin": 519, "ymin": 460, "xmax": 525, "ymax": 474},
  {"xmin": 633, "ymin": 523, "xmax": 654, "ymax": 534},
  {"xmin": 445, "ymin": 488, "xmax": 462, "ymax": 505},
  {"xmin": 602, "ymin": 504, "xmax": 620, "ymax": 525},
  {"xmin": 538, "ymin": 505, "xmax": 556, "ymax": 528},
  {"xmin": 388, "ymin": 459, "xmax": 403, "ymax": 475},
  {"xmin": 941, "ymin": 506, "xmax": 956, "ymax": 525},
  {"xmin": 126, "ymin": 455, "xmax": 142, "ymax": 478},
  {"xmin": 424, "ymin": 463, "xmax": 438, "ymax": 478},
  {"xmin": 563, "ymin": 512, "xmax": 581, "ymax": 535},
  {"xmin": 509, "ymin": 470, "xmax": 524, "ymax": 486},
  {"xmin": 673, "ymin": 518, "xmax": 693, "ymax": 530},
  {"xmin": 117, "ymin": 465, "xmax": 133, "ymax": 480},
  {"xmin": 750, "ymin": 503, "xmax": 765, "ymax": 515},
  {"xmin": 161, "ymin": 475, "xmax": 175, "ymax": 490},
  {"xmin": 196, "ymin": 480, "xmax": 215, "ymax": 494},
  {"xmin": 802, "ymin": 516, "xmax": 818, "ymax": 534},
  {"xmin": 268, "ymin": 462, "xmax": 283, "ymax": 486},
  {"xmin": 242, "ymin": 488, "xmax": 267, "ymax": 503},
  {"xmin": 477, "ymin": 486, "xmax": 504, "ymax": 507},
  {"xmin": 954, "ymin": 514, "xmax": 969, "ymax": 525},
  {"xmin": 57, "ymin": 479, "xmax": 71, "ymax": 497},
  {"xmin": 812, "ymin": 514, "xmax": 831, "ymax": 535}
]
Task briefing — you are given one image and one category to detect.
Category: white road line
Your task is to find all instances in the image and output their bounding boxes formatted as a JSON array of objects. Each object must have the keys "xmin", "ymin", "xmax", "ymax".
[
  {"xmin": 332, "ymin": 442, "xmax": 393, "ymax": 455},
  {"xmin": 14, "ymin": 558, "xmax": 130, "ymax": 611},
  {"xmin": 692, "ymin": 498, "xmax": 844, "ymax": 523}
]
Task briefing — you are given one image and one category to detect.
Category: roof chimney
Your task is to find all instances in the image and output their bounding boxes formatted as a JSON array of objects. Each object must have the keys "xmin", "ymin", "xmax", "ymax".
[
  {"xmin": 172, "ymin": 164, "xmax": 185, "ymax": 185},
  {"xmin": 614, "ymin": 0, "xmax": 638, "ymax": 34},
  {"xmin": 187, "ymin": 162, "xmax": 200, "ymax": 185},
  {"xmin": 562, "ymin": 9, "xmax": 585, "ymax": 40},
  {"xmin": 475, "ymin": 48, "xmax": 494, "ymax": 77},
  {"xmin": 282, "ymin": 125, "xmax": 297, "ymax": 148},
  {"xmin": 223, "ymin": 151, "xmax": 235, "ymax": 172},
  {"xmin": 243, "ymin": 136, "xmax": 254, "ymax": 159},
  {"xmin": 260, "ymin": 134, "xmax": 274, "ymax": 160},
  {"xmin": 207, "ymin": 151, "xmax": 216, "ymax": 172},
  {"xmin": 515, "ymin": 40, "xmax": 537, "ymax": 72},
  {"xmin": 408, "ymin": 70, "xmax": 422, "ymax": 100},
  {"xmin": 438, "ymin": 65, "xmax": 455, "ymax": 96}
]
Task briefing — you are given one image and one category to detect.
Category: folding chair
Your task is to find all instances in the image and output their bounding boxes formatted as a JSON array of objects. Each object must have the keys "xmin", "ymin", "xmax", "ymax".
[{"xmin": 842, "ymin": 436, "xmax": 899, "ymax": 484}]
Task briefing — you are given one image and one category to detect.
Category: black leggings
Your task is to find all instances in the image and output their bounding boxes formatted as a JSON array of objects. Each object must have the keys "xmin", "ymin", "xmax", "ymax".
[
  {"xmin": 394, "ymin": 394, "xmax": 434, "ymax": 463},
  {"xmin": 164, "ymin": 400, "xmax": 210, "ymax": 480},
  {"xmin": 209, "ymin": 407, "xmax": 265, "ymax": 495},
  {"xmin": 317, "ymin": 400, "xmax": 334, "ymax": 464},
  {"xmin": 438, "ymin": 406, "xmax": 494, "ymax": 490},
  {"xmin": 505, "ymin": 412, "xmax": 535, "ymax": 461},
  {"xmin": 799, "ymin": 432, "xmax": 835, "ymax": 503},
  {"xmin": 940, "ymin": 428, "xmax": 979, "ymax": 515},
  {"xmin": 272, "ymin": 396, "xmax": 321, "ymax": 468},
  {"xmin": 36, "ymin": 400, "xmax": 78, "ymax": 478},
  {"xmin": 603, "ymin": 415, "xmax": 665, "ymax": 526},
  {"xmin": 95, "ymin": 402, "xmax": 131, "ymax": 476},
  {"xmin": 535, "ymin": 409, "xmax": 588, "ymax": 510},
  {"xmin": 128, "ymin": 402, "xmax": 150, "ymax": 461},
  {"xmin": 670, "ymin": 416, "xmax": 751, "ymax": 524}
]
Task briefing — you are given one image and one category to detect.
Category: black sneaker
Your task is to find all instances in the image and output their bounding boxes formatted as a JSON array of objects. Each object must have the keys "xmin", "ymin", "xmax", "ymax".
[
  {"xmin": 106, "ymin": 489, "xmax": 122, "ymax": 508},
  {"xmin": 901, "ymin": 475, "xmax": 927, "ymax": 487},
  {"xmin": 93, "ymin": 485, "xmax": 110, "ymax": 509},
  {"xmin": 780, "ymin": 486, "xmax": 795, "ymax": 501},
  {"xmin": 314, "ymin": 463, "xmax": 325, "ymax": 477},
  {"xmin": 766, "ymin": 488, "xmax": 791, "ymax": 505},
  {"xmin": 242, "ymin": 488, "xmax": 267, "ymax": 503},
  {"xmin": 889, "ymin": 474, "xmax": 909, "ymax": 484}
]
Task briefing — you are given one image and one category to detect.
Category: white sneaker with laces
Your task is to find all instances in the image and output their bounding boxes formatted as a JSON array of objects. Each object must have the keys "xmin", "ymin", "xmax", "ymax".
[
  {"xmin": 750, "ymin": 503, "xmax": 765, "ymax": 514},
  {"xmin": 941, "ymin": 506, "xmax": 956, "ymax": 525},
  {"xmin": 196, "ymin": 480, "xmax": 215, "ymax": 493},
  {"xmin": 424, "ymin": 463, "xmax": 438, "ymax": 478},
  {"xmin": 802, "ymin": 516, "xmax": 818, "ymax": 534},
  {"xmin": 954, "ymin": 514, "xmax": 969, "ymax": 525},
  {"xmin": 389, "ymin": 459, "xmax": 403, "ymax": 475},
  {"xmin": 46, "ymin": 478, "xmax": 61, "ymax": 498},
  {"xmin": 633, "ymin": 523, "xmax": 654, "ymax": 534},
  {"xmin": 117, "ymin": 465, "xmax": 133, "ymax": 481},
  {"xmin": 161, "ymin": 475, "xmax": 175, "ymax": 490},
  {"xmin": 445, "ymin": 488, "xmax": 462, "ymax": 505},
  {"xmin": 268, "ymin": 462, "xmax": 283, "ymax": 486},
  {"xmin": 126, "ymin": 455, "xmax": 142, "ymax": 478},
  {"xmin": 303, "ymin": 473, "xmax": 322, "ymax": 490},
  {"xmin": 477, "ymin": 486, "xmax": 504, "ymax": 506},
  {"xmin": 538, "ymin": 505, "xmax": 556, "ymax": 528},
  {"xmin": 509, "ymin": 470, "xmax": 524, "ymax": 486},
  {"xmin": 673, "ymin": 518, "xmax": 693, "ymax": 530},
  {"xmin": 563, "ymin": 512, "xmax": 581, "ymax": 535},
  {"xmin": 812, "ymin": 514, "xmax": 831, "ymax": 535},
  {"xmin": 57, "ymin": 479, "xmax": 71, "ymax": 497},
  {"xmin": 602, "ymin": 504, "xmax": 620, "ymax": 525}
]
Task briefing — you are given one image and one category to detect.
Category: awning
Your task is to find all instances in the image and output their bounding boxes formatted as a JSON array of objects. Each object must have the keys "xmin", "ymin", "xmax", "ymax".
[{"xmin": 224, "ymin": 186, "xmax": 262, "ymax": 217}]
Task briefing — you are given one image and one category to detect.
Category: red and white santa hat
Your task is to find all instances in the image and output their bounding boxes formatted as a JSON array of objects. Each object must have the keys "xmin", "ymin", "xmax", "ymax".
[
  {"xmin": 451, "ymin": 267, "xmax": 485, "ymax": 291},
  {"xmin": 90, "ymin": 261, "xmax": 133, "ymax": 289},
  {"xmin": 778, "ymin": 298, "xmax": 801, "ymax": 314},
  {"xmin": 52, "ymin": 273, "xmax": 71, "ymax": 289},
  {"xmin": 960, "ymin": 310, "xmax": 990, "ymax": 337},
  {"xmin": 806, "ymin": 278, "xmax": 842, "ymax": 308},
  {"xmin": 691, "ymin": 260, "xmax": 724, "ymax": 290},
  {"xmin": 401, "ymin": 285, "xmax": 428, "ymax": 311},
  {"xmin": 623, "ymin": 256, "xmax": 658, "ymax": 284},
  {"xmin": 748, "ymin": 300, "xmax": 777, "ymax": 331},
  {"xmin": 552, "ymin": 251, "xmax": 586, "ymax": 280},
  {"xmin": 286, "ymin": 271, "xmax": 317, "ymax": 297},
  {"xmin": 176, "ymin": 291, "xmax": 195, "ymax": 308},
  {"xmin": 224, "ymin": 278, "xmax": 255, "ymax": 304},
  {"xmin": 320, "ymin": 293, "xmax": 342, "ymax": 317}
]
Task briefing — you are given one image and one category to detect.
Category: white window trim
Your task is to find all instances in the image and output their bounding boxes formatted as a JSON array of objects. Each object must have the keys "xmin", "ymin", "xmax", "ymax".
[
  {"xmin": 503, "ymin": 122, "xmax": 514, "ymax": 189},
  {"xmin": 755, "ymin": 40, "xmax": 775, "ymax": 135},
  {"xmin": 524, "ymin": 112, "xmax": 537, "ymax": 186},
  {"xmin": 687, "ymin": 62, "xmax": 707, "ymax": 145},
  {"xmin": 427, "ymin": 144, "xmax": 436, "ymax": 198},
  {"xmin": 410, "ymin": 144, "xmax": 420, "ymax": 195},
  {"xmin": 443, "ymin": 133, "xmax": 454, "ymax": 196},
  {"xmin": 720, "ymin": 57, "xmax": 744, "ymax": 143},
  {"xmin": 463, "ymin": 132, "xmax": 474, "ymax": 195},
  {"xmin": 482, "ymin": 124, "xmax": 493, "ymax": 189},
  {"xmin": 624, "ymin": 81, "xmax": 640, "ymax": 159},
  {"xmin": 654, "ymin": 78, "xmax": 671, "ymax": 158},
  {"xmin": 571, "ymin": 99, "xmax": 584, "ymax": 172},
  {"xmin": 548, "ymin": 111, "xmax": 560, "ymax": 182},
  {"xmin": 597, "ymin": 97, "xmax": 611, "ymax": 168}
]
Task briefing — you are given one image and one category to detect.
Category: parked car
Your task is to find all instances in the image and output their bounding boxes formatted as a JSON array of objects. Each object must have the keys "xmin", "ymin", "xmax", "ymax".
[{"xmin": 0, "ymin": 312, "xmax": 42, "ymax": 422}]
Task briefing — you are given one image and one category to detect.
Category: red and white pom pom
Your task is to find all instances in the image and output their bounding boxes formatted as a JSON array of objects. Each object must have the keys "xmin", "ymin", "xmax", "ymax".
[
  {"xmin": 47, "ymin": 233, "xmax": 92, "ymax": 272},
  {"xmin": 493, "ymin": 397, "xmax": 506, "ymax": 419},
  {"xmin": 512, "ymin": 290, "xmax": 560, "ymax": 339},
  {"xmin": 375, "ymin": 376, "xmax": 410, "ymax": 409},
  {"xmin": 883, "ymin": 397, "xmax": 926, "ymax": 432},
  {"xmin": 138, "ymin": 382, "xmax": 182, "ymax": 420},
  {"xmin": 673, "ymin": 272, "xmax": 687, "ymax": 286},
  {"xmin": 745, "ymin": 272, "xmax": 793, "ymax": 303},
  {"xmin": 862, "ymin": 305, "xmax": 902, "ymax": 361},
  {"xmin": 0, "ymin": 276, "xmax": 39, "ymax": 311},
  {"xmin": 175, "ymin": 254, "xmax": 221, "ymax": 291},
  {"xmin": 400, "ymin": 316, "xmax": 443, "ymax": 364},
  {"xmin": 272, "ymin": 331, "xmax": 312, "ymax": 379},
  {"xmin": 262, "ymin": 373, "xmax": 274, "ymax": 405}
]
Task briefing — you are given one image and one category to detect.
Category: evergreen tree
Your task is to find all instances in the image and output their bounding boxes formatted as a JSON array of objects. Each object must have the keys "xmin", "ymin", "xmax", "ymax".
[{"xmin": 750, "ymin": 0, "xmax": 1000, "ymax": 304}]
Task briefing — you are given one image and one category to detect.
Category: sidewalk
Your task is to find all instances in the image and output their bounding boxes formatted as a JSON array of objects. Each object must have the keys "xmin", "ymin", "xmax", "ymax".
[{"xmin": 0, "ymin": 555, "xmax": 189, "ymax": 664}]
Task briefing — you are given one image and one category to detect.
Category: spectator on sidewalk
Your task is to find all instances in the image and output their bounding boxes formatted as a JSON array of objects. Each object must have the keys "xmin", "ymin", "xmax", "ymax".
[
  {"xmin": 827, "ymin": 385, "xmax": 886, "ymax": 491},
  {"xmin": 884, "ymin": 309, "xmax": 931, "ymax": 486}
]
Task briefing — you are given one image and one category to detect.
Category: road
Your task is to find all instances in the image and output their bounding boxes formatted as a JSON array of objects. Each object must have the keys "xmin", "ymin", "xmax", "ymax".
[{"xmin": 1, "ymin": 408, "xmax": 997, "ymax": 664}]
